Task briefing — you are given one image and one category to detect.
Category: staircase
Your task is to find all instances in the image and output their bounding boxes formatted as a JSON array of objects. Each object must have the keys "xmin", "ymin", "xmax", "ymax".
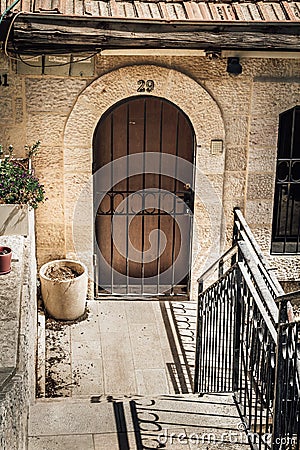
[
  {"xmin": 193, "ymin": 208, "xmax": 300, "ymax": 450},
  {"xmin": 28, "ymin": 208, "xmax": 300, "ymax": 450}
]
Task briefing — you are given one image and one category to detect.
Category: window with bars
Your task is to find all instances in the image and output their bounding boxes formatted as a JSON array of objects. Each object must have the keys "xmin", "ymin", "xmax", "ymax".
[{"xmin": 272, "ymin": 106, "xmax": 300, "ymax": 254}]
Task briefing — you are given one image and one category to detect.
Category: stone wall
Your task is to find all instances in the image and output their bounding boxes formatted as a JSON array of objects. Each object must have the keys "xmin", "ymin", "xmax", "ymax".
[
  {"xmin": 0, "ymin": 214, "xmax": 37, "ymax": 449},
  {"xmin": 1, "ymin": 51, "xmax": 300, "ymax": 297}
]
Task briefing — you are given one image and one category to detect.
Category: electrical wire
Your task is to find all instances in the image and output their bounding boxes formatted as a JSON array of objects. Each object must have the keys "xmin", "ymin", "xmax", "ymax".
[
  {"xmin": 4, "ymin": 10, "xmax": 22, "ymax": 58},
  {"xmin": 3, "ymin": 11, "xmax": 101, "ymax": 66},
  {"xmin": 15, "ymin": 50, "xmax": 101, "ymax": 67},
  {"xmin": 8, "ymin": 45, "xmax": 101, "ymax": 66},
  {"xmin": 0, "ymin": 0, "xmax": 51, "ymax": 63},
  {"xmin": 0, "ymin": 0, "xmax": 21, "ymax": 26},
  {"xmin": 1, "ymin": 0, "xmax": 101, "ymax": 68}
]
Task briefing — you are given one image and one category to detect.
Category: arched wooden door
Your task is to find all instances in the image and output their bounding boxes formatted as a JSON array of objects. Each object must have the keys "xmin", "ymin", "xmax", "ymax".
[{"xmin": 93, "ymin": 96, "xmax": 195, "ymax": 296}]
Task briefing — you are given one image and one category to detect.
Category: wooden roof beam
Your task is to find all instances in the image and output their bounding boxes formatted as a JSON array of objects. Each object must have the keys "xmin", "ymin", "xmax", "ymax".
[{"xmin": 4, "ymin": 13, "xmax": 300, "ymax": 54}]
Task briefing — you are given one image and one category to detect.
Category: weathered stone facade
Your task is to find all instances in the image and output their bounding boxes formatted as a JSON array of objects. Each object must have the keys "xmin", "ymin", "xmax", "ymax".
[
  {"xmin": 1, "ymin": 52, "xmax": 300, "ymax": 298},
  {"xmin": 0, "ymin": 215, "xmax": 37, "ymax": 449}
]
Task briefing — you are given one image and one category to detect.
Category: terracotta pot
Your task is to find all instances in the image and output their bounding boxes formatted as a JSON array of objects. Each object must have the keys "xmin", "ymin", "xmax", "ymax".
[
  {"xmin": 0, "ymin": 246, "xmax": 12, "ymax": 275},
  {"xmin": 39, "ymin": 260, "xmax": 88, "ymax": 321}
]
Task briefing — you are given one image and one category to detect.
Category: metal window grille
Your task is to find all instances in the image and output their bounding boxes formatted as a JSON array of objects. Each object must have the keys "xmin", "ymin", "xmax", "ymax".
[{"xmin": 272, "ymin": 106, "xmax": 300, "ymax": 254}]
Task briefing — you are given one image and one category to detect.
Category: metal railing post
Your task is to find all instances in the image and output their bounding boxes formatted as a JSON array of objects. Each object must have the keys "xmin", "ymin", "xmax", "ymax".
[
  {"xmin": 233, "ymin": 264, "xmax": 242, "ymax": 393},
  {"xmin": 232, "ymin": 207, "xmax": 240, "ymax": 245},
  {"xmin": 272, "ymin": 324, "xmax": 286, "ymax": 450},
  {"xmin": 198, "ymin": 279, "xmax": 204, "ymax": 295},
  {"xmin": 218, "ymin": 258, "xmax": 224, "ymax": 278},
  {"xmin": 193, "ymin": 282, "xmax": 202, "ymax": 393},
  {"xmin": 93, "ymin": 253, "xmax": 98, "ymax": 298}
]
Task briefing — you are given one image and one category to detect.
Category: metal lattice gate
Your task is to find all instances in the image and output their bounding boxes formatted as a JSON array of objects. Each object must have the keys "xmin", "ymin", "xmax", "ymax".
[
  {"xmin": 194, "ymin": 265, "xmax": 239, "ymax": 394},
  {"xmin": 93, "ymin": 96, "xmax": 195, "ymax": 296}
]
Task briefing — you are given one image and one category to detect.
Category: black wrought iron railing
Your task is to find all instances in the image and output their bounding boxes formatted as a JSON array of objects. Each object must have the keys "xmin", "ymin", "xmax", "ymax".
[
  {"xmin": 235, "ymin": 262, "xmax": 277, "ymax": 450},
  {"xmin": 195, "ymin": 264, "xmax": 239, "ymax": 394},
  {"xmin": 233, "ymin": 207, "xmax": 284, "ymax": 302},
  {"xmin": 273, "ymin": 296, "xmax": 300, "ymax": 450},
  {"xmin": 194, "ymin": 208, "xmax": 300, "ymax": 450}
]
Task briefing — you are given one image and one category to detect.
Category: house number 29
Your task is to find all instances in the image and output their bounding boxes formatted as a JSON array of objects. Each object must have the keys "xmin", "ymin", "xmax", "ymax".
[{"xmin": 137, "ymin": 79, "xmax": 155, "ymax": 93}]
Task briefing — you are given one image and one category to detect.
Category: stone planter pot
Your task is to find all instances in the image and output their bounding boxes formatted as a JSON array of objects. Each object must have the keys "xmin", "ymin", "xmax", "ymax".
[
  {"xmin": 0, "ymin": 204, "xmax": 33, "ymax": 236},
  {"xmin": 39, "ymin": 259, "xmax": 88, "ymax": 321},
  {"xmin": 0, "ymin": 246, "xmax": 12, "ymax": 275}
]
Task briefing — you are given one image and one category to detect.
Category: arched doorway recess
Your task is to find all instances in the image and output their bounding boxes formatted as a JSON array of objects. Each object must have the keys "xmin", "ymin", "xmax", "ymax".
[
  {"xmin": 93, "ymin": 95, "xmax": 195, "ymax": 296},
  {"xmin": 63, "ymin": 64, "xmax": 225, "ymax": 300}
]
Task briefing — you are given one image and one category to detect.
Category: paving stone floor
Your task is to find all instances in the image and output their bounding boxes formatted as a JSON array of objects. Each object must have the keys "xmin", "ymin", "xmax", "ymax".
[
  {"xmin": 41, "ymin": 300, "xmax": 197, "ymax": 398},
  {"xmin": 29, "ymin": 300, "xmax": 251, "ymax": 449}
]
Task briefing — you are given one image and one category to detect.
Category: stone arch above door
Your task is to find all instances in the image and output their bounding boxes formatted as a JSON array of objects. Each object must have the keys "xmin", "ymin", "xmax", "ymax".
[
  {"xmin": 64, "ymin": 64, "xmax": 224, "ymax": 155},
  {"xmin": 63, "ymin": 64, "xmax": 225, "ymax": 299}
]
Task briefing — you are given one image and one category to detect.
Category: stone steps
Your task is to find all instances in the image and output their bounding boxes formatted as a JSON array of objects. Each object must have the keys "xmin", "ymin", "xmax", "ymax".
[{"xmin": 28, "ymin": 393, "xmax": 251, "ymax": 449}]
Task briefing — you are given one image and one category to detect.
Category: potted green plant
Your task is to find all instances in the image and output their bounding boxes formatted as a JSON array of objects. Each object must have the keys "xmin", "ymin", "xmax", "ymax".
[{"xmin": 0, "ymin": 142, "xmax": 46, "ymax": 236}]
